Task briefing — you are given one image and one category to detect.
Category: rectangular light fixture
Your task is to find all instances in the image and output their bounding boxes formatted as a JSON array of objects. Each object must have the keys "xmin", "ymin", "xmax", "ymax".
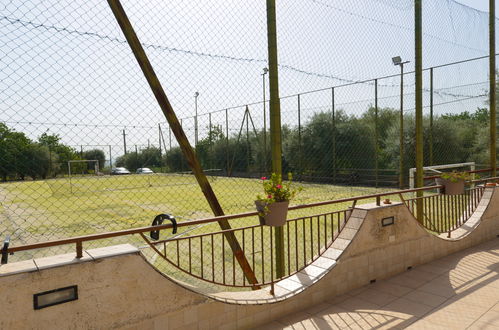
[
  {"xmin": 381, "ymin": 216, "xmax": 395, "ymax": 227},
  {"xmin": 34, "ymin": 285, "xmax": 78, "ymax": 310}
]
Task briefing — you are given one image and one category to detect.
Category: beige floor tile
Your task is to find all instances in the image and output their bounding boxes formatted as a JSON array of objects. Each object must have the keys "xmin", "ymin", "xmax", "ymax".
[
  {"xmin": 303, "ymin": 302, "xmax": 334, "ymax": 316},
  {"xmin": 353, "ymin": 288, "xmax": 399, "ymax": 307},
  {"xmin": 387, "ymin": 273, "xmax": 428, "ymax": 289},
  {"xmin": 405, "ymin": 319, "xmax": 450, "ymax": 330},
  {"xmin": 337, "ymin": 296, "xmax": 382, "ymax": 311},
  {"xmin": 370, "ymin": 281, "xmax": 414, "ymax": 297},
  {"xmin": 477, "ymin": 310, "xmax": 499, "ymax": 326},
  {"xmin": 467, "ymin": 320, "xmax": 499, "ymax": 330},
  {"xmin": 421, "ymin": 310, "xmax": 476, "ymax": 329},
  {"xmin": 382, "ymin": 297, "xmax": 435, "ymax": 318},
  {"xmin": 417, "ymin": 280, "xmax": 458, "ymax": 298},
  {"xmin": 403, "ymin": 289, "xmax": 449, "ymax": 307},
  {"xmin": 253, "ymin": 321, "xmax": 285, "ymax": 330}
]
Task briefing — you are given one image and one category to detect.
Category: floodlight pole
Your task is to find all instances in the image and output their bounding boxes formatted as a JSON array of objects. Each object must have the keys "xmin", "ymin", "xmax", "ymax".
[
  {"xmin": 392, "ymin": 58, "xmax": 409, "ymax": 189},
  {"xmin": 107, "ymin": 0, "xmax": 260, "ymax": 288},
  {"xmin": 266, "ymin": 0, "xmax": 285, "ymax": 279},
  {"xmin": 490, "ymin": 0, "xmax": 497, "ymax": 177}
]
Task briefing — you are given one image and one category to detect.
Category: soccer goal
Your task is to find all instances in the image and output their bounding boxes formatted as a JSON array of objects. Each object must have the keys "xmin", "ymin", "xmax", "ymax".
[
  {"xmin": 409, "ymin": 162, "xmax": 475, "ymax": 189},
  {"xmin": 68, "ymin": 160, "xmax": 100, "ymax": 177}
]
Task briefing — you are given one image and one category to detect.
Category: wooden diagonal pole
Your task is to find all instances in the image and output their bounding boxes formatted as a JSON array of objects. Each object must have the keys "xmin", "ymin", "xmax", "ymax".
[{"xmin": 107, "ymin": 0, "xmax": 259, "ymax": 288}]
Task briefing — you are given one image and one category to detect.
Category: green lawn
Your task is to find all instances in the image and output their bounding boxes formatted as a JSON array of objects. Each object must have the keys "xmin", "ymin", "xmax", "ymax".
[{"xmin": 0, "ymin": 173, "xmax": 390, "ymax": 261}]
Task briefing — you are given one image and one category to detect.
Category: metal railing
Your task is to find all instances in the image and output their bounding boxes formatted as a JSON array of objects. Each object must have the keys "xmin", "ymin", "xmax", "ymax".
[
  {"xmin": 405, "ymin": 186, "xmax": 485, "ymax": 236},
  {"xmin": 141, "ymin": 208, "xmax": 350, "ymax": 289}
]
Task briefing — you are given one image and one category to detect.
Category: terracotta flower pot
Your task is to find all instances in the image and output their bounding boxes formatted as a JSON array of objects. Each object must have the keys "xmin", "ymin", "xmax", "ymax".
[
  {"xmin": 255, "ymin": 200, "xmax": 289, "ymax": 226},
  {"xmin": 435, "ymin": 178, "xmax": 465, "ymax": 195}
]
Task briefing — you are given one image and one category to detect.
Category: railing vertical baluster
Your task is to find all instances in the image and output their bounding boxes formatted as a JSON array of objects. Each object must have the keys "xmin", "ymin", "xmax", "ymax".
[
  {"xmin": 270, "ymin": 226, "xmax": 274, "ymax": 284},
  {"xmin": 176, "ymin": 240, "xmax": 180, "ymax": 267},
  {"xmin": 242, "ymin": 230, "xmax": 246, "ymax": 287},
  {"xmin": 232, "ymin": 248, "xmax": 236, "ymax": 286},
  {"xmin": 163, "ymin": 241, "xmax": 166, "ymax": 258},
  {"xmin": 222, "ymin": 235, "xmax": 226, "ymax": 285},
  {"xmin": 295, "ymin": 220, "xmax": 298, "ymax": 272},
  {"xmin": 200, "ymin": 236, "xmax": 203, "ymax": 279},
  {"xmin": 188, "ymin": 238, "xmax": 192, "ymax": 273},
  {"xmin": 303, "ymin": 218, "xmax": 306, "ymax": 267},
  {"xmin": 337, "ymin": 212, "xmax": 340, "ymax": 237},
  {"xmin": 310, "ymin": 217, "xmax": 313, "ymax": 263},
  {"xmin": 324, "ymin": 214, "xmax": 327, "ymax": 251},
  {"xmin": 252, "ymin": 227, "xmax": 255, "ymax": 281},
  {"xmin": 317, "ymin": 215, "xmax": 321, "ymax": 255},
  {"xmin": 287, "ymin": 222, "xmax": 290, "ymax": 275},
  {"xmin": 261, "ymin": 226, "xmax": 265, "ymax": 284},
  {"xmin": 439, "ymin": 195, "xmax": 443, "ymax": 232},
  {"xmin": 211, "ymin": 235, "xmax": 215, "ymax": 282}
]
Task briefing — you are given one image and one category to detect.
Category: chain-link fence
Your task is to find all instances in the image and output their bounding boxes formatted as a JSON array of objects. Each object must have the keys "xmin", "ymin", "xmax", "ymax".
[{"xmin": 0, "ymin": 0, "xmax": 497, "ymax": 261}]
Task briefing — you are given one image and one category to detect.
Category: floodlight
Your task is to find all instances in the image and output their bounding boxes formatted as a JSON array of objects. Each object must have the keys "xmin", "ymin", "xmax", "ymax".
[{"xmin": 392, "ymin": 56, "xmax": 402, "ymax": 65}]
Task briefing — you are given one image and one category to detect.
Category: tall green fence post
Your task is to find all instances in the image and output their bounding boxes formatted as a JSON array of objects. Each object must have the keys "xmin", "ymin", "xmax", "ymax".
[
  {"xmin": 374, "ymin": 79, "xmax": 379, "ymax": 188},
  {"xmin": 490, "ymin": 0, "xmax": 497, "ymax": 177},
  {"xmin": 266, "ymin": 0, "xmax": 285, "ymax": 279},
  {"xmin": 415, "ymin": 0, "xmax": 424, "ymax": 223}
]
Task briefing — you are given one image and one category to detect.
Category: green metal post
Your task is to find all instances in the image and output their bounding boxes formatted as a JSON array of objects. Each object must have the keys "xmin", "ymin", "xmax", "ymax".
[
  {"xmin": 490, "ymin": 0, "xmax": 497, "ymax": 177},
  {"xmin": 332, "ymin": 88, "xmax": 336, "ymax": 183},
  {"xmin": 298, "ymin": 94, "xmax": 302, "ymax": 176},
  {"xmin": 399, "ymin": 64, "xmax": 405, "ymax": 189},
  {"xmin": 226, "ymin": 109, "xmax": 229, "ymax": 175},
  {"xmin": 429, "ymin": 67, "xmax": 434, "ymax": 166},
  {"xmin": 266, "ymin": 0, "xmax": 285, "ymax": 279},
  {"xmin": 375, "ymin": 79, "xmax": 379, "ymax": 188},
  {"xmin": 415, "ymin": 0, "xmax": 424, "ymax": 223}
]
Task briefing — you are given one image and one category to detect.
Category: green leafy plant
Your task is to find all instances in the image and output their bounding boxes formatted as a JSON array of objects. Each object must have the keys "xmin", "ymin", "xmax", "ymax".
[
  {"xmin": 440, "ymin": 170, "xmax": 472, "ymax": 183},
  {"xmin": 256, "ymin": 173, "xmax": 302, "ymax": 216}
]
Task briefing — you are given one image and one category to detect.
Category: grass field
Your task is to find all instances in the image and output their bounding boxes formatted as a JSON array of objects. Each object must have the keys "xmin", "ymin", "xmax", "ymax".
[{"xmin": 0, "ymin": 173, "xmax": 391, "ymax": 261}]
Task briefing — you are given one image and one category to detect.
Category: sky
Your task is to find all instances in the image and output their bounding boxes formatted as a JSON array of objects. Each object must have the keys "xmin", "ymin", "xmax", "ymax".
[
  {"xmin": 455, "ymin": 0, "xmax": 498, "ymax": 15},
  {"xmin": 0, "ymin": 0, "xmax": 496, "ymax": 162}
]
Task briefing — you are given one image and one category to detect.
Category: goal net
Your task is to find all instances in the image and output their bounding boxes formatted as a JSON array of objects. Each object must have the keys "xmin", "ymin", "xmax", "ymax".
[
  {"xmin": 409, "ymin": 162, "xmax": 475, "ymax": 189},
  {"xmin": 68, "ymin": 160, "xmax": 100, "ymax": 177}
]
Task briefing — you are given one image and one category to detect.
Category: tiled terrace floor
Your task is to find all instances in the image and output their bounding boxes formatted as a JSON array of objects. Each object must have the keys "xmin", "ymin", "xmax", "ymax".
[{"xmin": 257, "ymin": 238, "xmax": 499, "ymax": 329}]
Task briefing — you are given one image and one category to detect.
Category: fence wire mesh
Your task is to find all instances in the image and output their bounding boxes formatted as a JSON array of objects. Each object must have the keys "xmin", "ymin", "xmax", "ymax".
[{"xmin": 0, "ymin": 0, "xmax": 497, "ymax": 262}]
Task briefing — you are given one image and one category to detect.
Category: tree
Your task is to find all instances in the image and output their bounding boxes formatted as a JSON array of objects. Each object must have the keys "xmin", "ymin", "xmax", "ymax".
[
  {"xmin": 82, "ymin": 149, "xmax": 106, "ymax": 170},
  {"xmin": 0, "ymin": 124, "xmax": 32, "ymax": 181},
  {"xmin": 38, "ymin": 133, "xmax": 79, "ymax": 176}
]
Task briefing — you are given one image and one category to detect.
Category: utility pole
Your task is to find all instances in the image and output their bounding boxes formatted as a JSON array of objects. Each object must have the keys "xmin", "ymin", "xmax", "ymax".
[
  {"xmin": 194, "ymin": 92, "xmax": 199, "ymax": 147},
  {"xmin": 122, "ymin": 129, "xmax": 127, "ymax": 154}
]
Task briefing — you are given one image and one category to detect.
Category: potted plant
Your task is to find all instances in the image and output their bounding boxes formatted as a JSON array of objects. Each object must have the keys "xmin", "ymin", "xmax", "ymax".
[
  {"xmin": 255, "ymin": 173, "xmax": 301, "ymax": 226},
  {"xmin": 435, "ymin": 171, "xmax": 471, "ymax": 195}
]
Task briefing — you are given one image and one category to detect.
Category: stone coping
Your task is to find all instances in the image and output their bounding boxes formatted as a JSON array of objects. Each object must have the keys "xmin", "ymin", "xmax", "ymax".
[{"xmin": 0, "ymin": 244, "xmax": 139, "ymax": 277}]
